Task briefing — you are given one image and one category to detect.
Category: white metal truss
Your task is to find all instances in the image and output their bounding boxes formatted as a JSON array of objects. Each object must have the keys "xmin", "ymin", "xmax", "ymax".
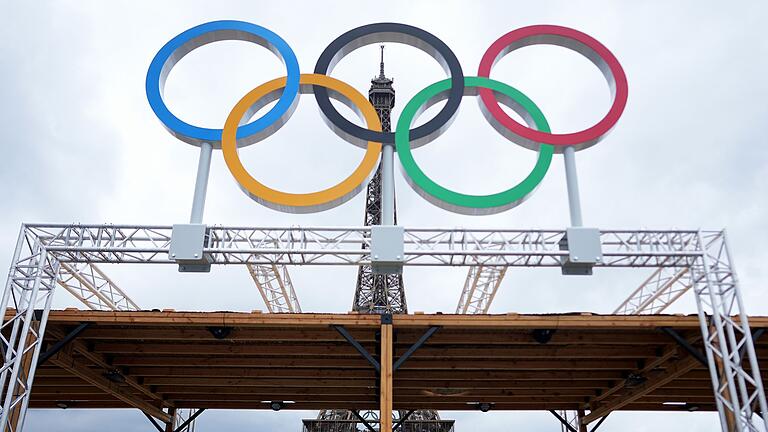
[
  {"xmin": 690, "ymin": 231, "xmax": 768, "ymax": 431},
  {"xmin": 27, "ymin": 225, "xmax": 702, "ymax": 267},
  {"xmin": 1, "ymin": 224, "xmax": 767, "ymax": 432},
  {"xmin": 56, "ymin": 262, "xmax": 139, "ymax": 311},
  {"xmin": 0, "ymin": 228, "xmax": 59, "ymax": 432},
  {"xmin": 558, "ymin": 410, "xmax": 580, "ymax": 432},
  {"xmin": 247, "ymin": 264, "xmax": 301, "ymax": 313},
  {"xmin": 455, "ymin": 266, "xmax": 507, "ymax": 314},
  {"xmin": 173, "ymin": 409, "xmax": 197, "ymax": 432},
  {"xmin": 613, "ymin": 266, "xmax": 692, "ymax": 315}
]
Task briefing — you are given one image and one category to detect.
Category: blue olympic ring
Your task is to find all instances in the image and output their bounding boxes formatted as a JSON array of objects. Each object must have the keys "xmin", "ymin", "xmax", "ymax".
[{"xmin": 145, "ymin": 20, "xmax": 300, "ymax": 148}]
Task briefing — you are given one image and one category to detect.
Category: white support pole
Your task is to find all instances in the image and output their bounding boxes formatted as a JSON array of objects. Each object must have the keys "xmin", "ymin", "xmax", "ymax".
[
  {"xmin": 381, "ymin": 144, "xmax": 395, "ymax": 226},
  {"xmin": 563, "ymin": 146, "xmax": 583, "ymax": 227},
  {"xmin": 189, "ymin": 142, "xmax": 213, "ymax": 224}
]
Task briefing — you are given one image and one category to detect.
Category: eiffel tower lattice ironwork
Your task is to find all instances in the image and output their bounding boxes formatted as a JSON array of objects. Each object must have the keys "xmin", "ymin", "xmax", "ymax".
[
  {"xmin": 313, "ymin": 45, "xmax": 444, "ymax": 431},
  {"xmin": 353, "ymin": 44, "xmax": 406, "ymax": 314}
]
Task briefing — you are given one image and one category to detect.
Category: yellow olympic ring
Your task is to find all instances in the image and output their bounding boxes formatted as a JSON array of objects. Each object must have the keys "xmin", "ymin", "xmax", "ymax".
[{"xmin": 222, "ymin": 74, "xmax": 383, "ymax": 213}]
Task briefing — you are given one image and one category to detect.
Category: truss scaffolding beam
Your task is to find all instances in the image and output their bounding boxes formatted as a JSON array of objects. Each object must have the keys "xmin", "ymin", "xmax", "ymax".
[
  {"xmin": 173, "ymin": 409, "xmax": 204, "ymax": 432},
  {"xmin": 2, "ymin": 225, "xmax": 767, "ymax": 432},
  {"xmin": 57, "ymin": 262, "xmax": 139, "ymax": 311},
  {"xmin": 247, "ymin": 264, "xmax": 301, "ymax": 313},
  {"xmin": 26, "ymin": 225, "xmax": 706, "ymax": 267},
  {"xmin": 456, "ymin": 266, "xmax": 506, "ymax": 314},
  {"xmin": 614, "ymin": 266, "xmax": 692, "ymax": 315}
]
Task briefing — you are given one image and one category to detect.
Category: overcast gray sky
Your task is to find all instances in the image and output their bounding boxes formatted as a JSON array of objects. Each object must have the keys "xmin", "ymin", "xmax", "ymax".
[{"xmin": 2, "ymin": 0, "xmax": 768, "ymax": 431}]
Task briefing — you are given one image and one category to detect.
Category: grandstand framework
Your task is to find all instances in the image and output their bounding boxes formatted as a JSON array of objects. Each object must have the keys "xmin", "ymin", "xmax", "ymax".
[{"xmin": 0, "ymin": 224, "xmax": 765, "ymax": 432}]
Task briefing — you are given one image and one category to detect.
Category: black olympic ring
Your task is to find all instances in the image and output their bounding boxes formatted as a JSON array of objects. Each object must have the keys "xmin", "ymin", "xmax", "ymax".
[{"xmin": 313, "ymin": 22, "xmax": 464, "ymax": 147}]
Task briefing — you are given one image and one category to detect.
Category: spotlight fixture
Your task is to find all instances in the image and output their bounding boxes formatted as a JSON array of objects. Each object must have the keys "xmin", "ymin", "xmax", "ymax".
[
  {"xmin": 624, "ymin": 373, "xmax": 647, "ymax": 388},
  {"xmin": 103, "ymin": 369, "xmax": 126, "ymax": 384},
  {"xmin": 663, "ymin": 401, "xmax": 700, "ymax": 412},
  {"xmin": 531, "ymin": 329, "xmax": 556, "ymax": 344},
  {"xmin": 261, "ymin": 400, "xmax": 295, "ymax": 411},
  {"xmin": 467, "ymin": 402, "xmax": 494, "ymax": 412},
  {"xmin": 208, "ymin": 326, "xmax": 233, "ymax": 339}
]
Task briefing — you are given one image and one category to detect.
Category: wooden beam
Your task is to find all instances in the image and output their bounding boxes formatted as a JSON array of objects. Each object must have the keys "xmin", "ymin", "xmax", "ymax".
[
  {"xmin": 49, "ymin": 347, "xmax": 170, "ymax": 422},
  {"xmin": 380, "ymin": 322, "xmax": 393, "ymax": 432},
  {"xmin": 29, "ymin": 309, "xmax": 768, "ymax": 330},
  {"xmin": 107, "ymin": 356, "xmax": 640, "ymax": 370},
  {"xmin": 47, "ymin": 327, "xmax": 169, "ymax": 406},
  {"xmin": 78, "ymin": 327, "xmax": 677, "ymax": 345},
  {"xmin": 129, "ymin": 377, "xmax": 618, "ymax": 389},
  {"xmin": 89, "ymin": 342, "xmax": 658, "ymax": 359},
  {"xmin": 587, "ymin": 332, "xmax": 702, "ymax": 407},
  {"xmin": 582, "ymin": 355, "xmax": 700, "ymax": 423}
]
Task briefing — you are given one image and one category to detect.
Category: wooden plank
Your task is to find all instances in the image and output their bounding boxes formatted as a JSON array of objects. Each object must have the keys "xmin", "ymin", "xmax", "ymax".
[
  {"xmin": 88, "ymin": 342, "xmax": 659, "ymax": 359},
  {"xmin": 78, "ymin": 327, "xmax": 676, "ymax": 345},
  {"xmin": 30, "ymin": 310, "xmax": 768, "ymax": 329},
  {"xmin": 134, "ymin": 377, "xmax": 613, "ymax": 389},
  {"xmin": 26, "ymin": 400, "xmax": 720, "ymax": 412},
  {"xmin": 119, "ymin": 366, "xmax": 632, "ymax": 381},
  {"xmin": 107, "ymin": 355, "xmax": 641, "ymax": 370}
]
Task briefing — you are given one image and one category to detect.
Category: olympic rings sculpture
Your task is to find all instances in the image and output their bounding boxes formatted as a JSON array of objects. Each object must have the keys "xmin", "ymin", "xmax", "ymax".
[{"xmin": 146, "ymin": 20, "xmax": 627, "ymax": 215}]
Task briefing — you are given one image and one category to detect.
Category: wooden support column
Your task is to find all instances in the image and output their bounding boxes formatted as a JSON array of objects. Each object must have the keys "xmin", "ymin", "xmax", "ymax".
[
  {"xmin": 165, "ymin": 407, "xmax": 177, "ymax": 432},
  {"xmin": 380, "ymin": 321, "xmax": 393, "ymax": 432},
  {"xmin": 576, "ymin": 409, "xmax": 588, "ymax": 432}
]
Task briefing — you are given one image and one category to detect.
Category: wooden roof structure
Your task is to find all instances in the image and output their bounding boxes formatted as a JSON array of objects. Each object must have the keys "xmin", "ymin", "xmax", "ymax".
[{"xmin": 28, "ymin": 310, "xmax": 768, "ymax": 422}]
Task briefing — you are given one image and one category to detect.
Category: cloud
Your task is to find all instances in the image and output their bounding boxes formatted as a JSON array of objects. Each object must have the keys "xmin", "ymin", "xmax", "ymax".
[{"xmin": 3, "ymin": 1, "xmax": 767, "ymax": 431}]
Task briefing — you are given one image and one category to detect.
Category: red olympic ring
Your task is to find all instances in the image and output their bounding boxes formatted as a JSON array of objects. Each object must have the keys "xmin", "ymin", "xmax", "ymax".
[{"xmin": 477, "ymin": 25, "xmax": 628, "ymax": 152}]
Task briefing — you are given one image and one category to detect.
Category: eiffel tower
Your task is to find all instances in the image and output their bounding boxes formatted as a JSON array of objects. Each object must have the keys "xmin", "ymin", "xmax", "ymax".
[{"xmin": 313, "ymin": 46, "xmax": 443, "ymax": 431}]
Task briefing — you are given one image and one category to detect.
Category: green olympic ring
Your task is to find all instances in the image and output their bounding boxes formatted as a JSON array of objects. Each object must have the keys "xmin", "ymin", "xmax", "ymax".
[{"xmin": 395, "ymin": 76, "xmax": 554, "ymax": 215}]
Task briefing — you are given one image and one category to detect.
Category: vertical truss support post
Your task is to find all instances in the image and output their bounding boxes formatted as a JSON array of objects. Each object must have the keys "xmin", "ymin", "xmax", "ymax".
[
  {"xmin": 0, "ymin": 226, "xmax": 59, "ymax": 432},
  {"xmin": 380, "ymin": 320, "xmax": 393, "ymax": 432},
  {"xmin": 691, "ymin": 231, "xmax": 768, "ymax": 431}
]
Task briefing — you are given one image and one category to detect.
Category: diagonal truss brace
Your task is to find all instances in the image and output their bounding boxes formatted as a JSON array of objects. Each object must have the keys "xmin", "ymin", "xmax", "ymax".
[
  {"xmin": 57, "ymin": 262, "xmax": 139, "ymax": 311},
  {"xmin": 247, "ymin": 264, "xmax": 301, "ymax": 313},
  {"xmin": 456, "ymin": 266, "xmax": 506, "ymax": 314},
  {"xmin": 613, "ymin": 266, "xmax": 692, "ymax": 315}
]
